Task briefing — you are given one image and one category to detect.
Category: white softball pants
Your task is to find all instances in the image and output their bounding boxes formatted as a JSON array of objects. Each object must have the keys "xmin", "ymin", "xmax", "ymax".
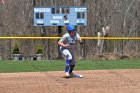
[{"xmin": 60, "ymin": 48, "xmax": 76, "ymax": 65}]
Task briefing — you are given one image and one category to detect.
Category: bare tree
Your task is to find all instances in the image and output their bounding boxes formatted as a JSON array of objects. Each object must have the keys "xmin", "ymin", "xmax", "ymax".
[{"xmin": 0, "ymin": 0, "xmax": 140, "ymax": 59}]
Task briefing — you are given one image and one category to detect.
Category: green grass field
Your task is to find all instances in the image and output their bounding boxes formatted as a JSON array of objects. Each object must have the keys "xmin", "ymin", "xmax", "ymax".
[{"xmin": 0, "ymin": 59, "xmax": 140, "ymax": 73}]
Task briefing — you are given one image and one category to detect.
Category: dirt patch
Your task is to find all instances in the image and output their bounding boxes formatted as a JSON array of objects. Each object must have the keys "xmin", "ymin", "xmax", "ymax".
[{"xmin": 0, "ymin": 69, "xmax": 140, "ymax": 93}]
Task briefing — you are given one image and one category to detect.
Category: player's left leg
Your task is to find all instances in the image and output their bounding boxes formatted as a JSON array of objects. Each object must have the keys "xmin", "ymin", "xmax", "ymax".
[
  {"xmin": 69, "ymin": 65, "xmax": 75, "ymax": 74},
  {"xmin": 69, "ymin": 52, "xmax": 76, "ymax": 77},
  {"xmin": 69, "ymin": 52, "xmax": 83, "ymax": 78}
]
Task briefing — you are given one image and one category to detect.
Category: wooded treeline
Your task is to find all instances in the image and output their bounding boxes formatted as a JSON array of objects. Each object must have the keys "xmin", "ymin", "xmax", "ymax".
[{"xmin": 0, "ymin": 0, "xmax": 140, "ymax": 60}]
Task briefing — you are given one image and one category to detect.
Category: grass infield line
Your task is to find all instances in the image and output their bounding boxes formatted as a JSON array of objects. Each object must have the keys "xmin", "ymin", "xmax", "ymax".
[{"xmin": 0, "ymin": 59, "xmax": 140, "ymax": 73}]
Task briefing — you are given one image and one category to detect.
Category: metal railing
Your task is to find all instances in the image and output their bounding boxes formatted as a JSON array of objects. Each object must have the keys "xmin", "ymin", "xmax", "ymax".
[{"xmin": 0, "ymin": 37, "xmax": 140, "ymax": 40}]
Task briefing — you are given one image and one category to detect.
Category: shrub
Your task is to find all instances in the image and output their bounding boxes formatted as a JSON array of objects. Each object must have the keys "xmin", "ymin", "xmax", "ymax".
[
  {"xmin": 36, "ymin": 45, "xmax": 43, "ymax": 54},
  {"xmin": 13, "ymin": 43, "xmax": 20, "ymax": 54}
]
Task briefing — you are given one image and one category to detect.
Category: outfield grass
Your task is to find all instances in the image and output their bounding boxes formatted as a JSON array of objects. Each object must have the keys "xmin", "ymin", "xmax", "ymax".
[{"xmin": 0, "ymin": 59, "xmax": 140, "ymax": 73}]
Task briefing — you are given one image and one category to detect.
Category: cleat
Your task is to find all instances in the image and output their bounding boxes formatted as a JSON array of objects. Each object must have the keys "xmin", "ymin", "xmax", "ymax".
[
  {"xmin": 69, "ymin": 72, "xmax": 75, "ymax": 77},
  {"xmin": 65, "ymin": 72, "xmax": 71, "ymax": 78}
]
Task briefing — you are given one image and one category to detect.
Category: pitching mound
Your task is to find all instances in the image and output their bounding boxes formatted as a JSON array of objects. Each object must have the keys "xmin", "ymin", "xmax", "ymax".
[{"xmin": 0, "ymin": 69, "xmax": 140, "ymax": 93}]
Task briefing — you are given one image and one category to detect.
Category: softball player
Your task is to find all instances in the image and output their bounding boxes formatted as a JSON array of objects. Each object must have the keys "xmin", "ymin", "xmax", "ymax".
[{"xmin": 58, "ymin": 25, "xmax": 83, "ymax": 78}]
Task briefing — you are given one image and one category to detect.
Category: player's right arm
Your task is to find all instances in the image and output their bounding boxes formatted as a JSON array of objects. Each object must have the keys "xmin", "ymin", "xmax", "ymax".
[
  {"xmin": 58, "ymin": 34, "xmax": 70, "ymax": 48},
  {"xmin": 58, "ymin": 41, "xmax": 70, "ymax": 48}
]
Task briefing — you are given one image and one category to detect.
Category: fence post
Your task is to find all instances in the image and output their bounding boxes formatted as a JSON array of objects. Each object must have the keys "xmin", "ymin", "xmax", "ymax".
[
  {"xmin": 47, "ymin": 27, "xmax": 51, "ymax": 60},
  {"xmin": 83, "ymin": 39, "xmax": 86, "ymax": 60},
  {"xmin": 57, "ymin": 26, "xmax": 62, "ymax": 59}
]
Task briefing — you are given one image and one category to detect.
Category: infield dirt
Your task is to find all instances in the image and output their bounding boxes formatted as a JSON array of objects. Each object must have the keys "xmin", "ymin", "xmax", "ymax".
[{"xmin": 0, "ymin": 69, "xmax": 140, "ymax": 93}]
